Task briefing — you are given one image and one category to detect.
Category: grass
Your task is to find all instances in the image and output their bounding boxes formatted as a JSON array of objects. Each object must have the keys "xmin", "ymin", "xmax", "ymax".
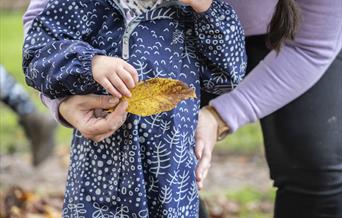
[
  {"xmin": 225, "ymin": 187, "xmax": 275, "ymax": 205},
  {"xmin": 0, "ymin": 11, "xmax": 73, "ymax": 153},
  {"xmin": 0, "ymin": 12, "xmax": 263, "ymax": 155},
  {"xmin": 216, "ymin": 123, "xmax": 263, "ymax": 154},
  {"xmin": 201, "ymin": 187, "xmax": 276, "ymax": 218},
  {"xmin": 226, "ymin": 187, "xmax": 275, "ymax": 218}
]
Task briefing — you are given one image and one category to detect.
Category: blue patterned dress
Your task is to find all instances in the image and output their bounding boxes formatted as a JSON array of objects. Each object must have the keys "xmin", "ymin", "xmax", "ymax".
[{"xmin": 23, "ymin": 0, "xmax": 246, "ymax": 217}]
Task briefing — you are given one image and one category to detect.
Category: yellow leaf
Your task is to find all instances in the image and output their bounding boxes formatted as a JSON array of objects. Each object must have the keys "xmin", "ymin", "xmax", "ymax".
[{"xmin": 107, "ymin": 78, "xmax": 196, "ymax": 116}]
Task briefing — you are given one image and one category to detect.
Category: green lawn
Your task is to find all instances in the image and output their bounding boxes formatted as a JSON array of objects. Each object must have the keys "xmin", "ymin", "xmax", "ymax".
[
  {"xmin": 202, "ymin": 187, "xmax": 275, "ymax": 218},
  {"xmin": 0, "ymin": 12, "xmax": 263, "ymax": 154}
]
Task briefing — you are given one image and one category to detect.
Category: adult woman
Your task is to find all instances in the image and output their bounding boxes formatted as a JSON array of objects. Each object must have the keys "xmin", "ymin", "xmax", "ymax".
[
  {"xmin": 24, "ymin": 0, "xmax": 342, "ymax": 217},
  {"xmin": 195, "ymin": 0, "xmax": 342, "ymax": 217}
]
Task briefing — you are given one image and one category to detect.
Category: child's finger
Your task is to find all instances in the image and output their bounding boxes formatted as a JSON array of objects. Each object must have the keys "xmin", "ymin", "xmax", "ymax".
[
  {"xmin": 123, "ymin": 63, "xmax": 139, "ymax": 84},
  {"xmin": 100, "ymin": 79, "xmax": 122, "ymax": 98},
  {"xmin": 109, "ymin": 74, "xmax": 132, "ymax": 97},
  {"xmin": 117, "ymin": 69, "xmax": 136, "ymax": 89}
]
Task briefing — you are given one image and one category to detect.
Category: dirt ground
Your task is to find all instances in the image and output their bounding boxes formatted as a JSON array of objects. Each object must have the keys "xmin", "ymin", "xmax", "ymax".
[
  {"xmin": 0, "ymin": 148, "xmax": 273, "ymax": 217},
  {"xmin": 0, "ymin": 149, "xmax": 272, "ymax": 193}
]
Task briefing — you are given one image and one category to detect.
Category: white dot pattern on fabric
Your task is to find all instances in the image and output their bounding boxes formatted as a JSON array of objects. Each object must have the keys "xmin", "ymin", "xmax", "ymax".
[{"xmin": 23, "ymin": 0, "xmax": 246, "ymax": 217}]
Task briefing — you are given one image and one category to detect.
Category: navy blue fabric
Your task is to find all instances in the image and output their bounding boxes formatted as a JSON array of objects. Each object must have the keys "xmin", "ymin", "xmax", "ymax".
[{"xmin": 23, "ymin": 0, "xmax": 246, "ymax": 217}]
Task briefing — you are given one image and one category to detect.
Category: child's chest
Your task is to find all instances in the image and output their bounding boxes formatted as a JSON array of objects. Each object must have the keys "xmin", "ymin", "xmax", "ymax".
[{"xmin": 86, "ymin": 4, "xmax": 201, "ymax": 86}]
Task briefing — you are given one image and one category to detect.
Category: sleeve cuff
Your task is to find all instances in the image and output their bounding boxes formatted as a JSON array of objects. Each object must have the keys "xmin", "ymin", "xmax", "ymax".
[
  {"xmin": 40, "ymin": 94, "xmax": 73, "ymax": 128},
  {"xmin": 209, "ymin": 90, "xmax": 258, "ymax": 133},
  {"xmin": 78, "ymin": 45, "xmax": 106, "ymax": 92}
]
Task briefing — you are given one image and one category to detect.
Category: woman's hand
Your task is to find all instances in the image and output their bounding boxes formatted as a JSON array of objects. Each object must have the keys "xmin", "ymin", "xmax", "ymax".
[
  {"xmin": 195, "ymin": 107, "xmax": 218, "ymax": 189},
  {"xmin": 179, "ymin": 0, "xmax": 213, "ymax": 13},
  {"xmin": 59, "ymin": 95, "xmax": 128, "ymax": 142}
]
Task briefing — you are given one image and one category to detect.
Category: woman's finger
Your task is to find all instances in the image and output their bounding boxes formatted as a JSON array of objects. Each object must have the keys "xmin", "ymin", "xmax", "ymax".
[
  {"xmin": 195, "ymin": 136, "xmax": 205, "ymax": 160},
  {"xmin": 195, "ymin": 108, "xmax": 212, "ymax": 160},
  {"xmin": 195, "ymin": 138, "xmax": 204, "ymax": 160},
  {"xmin": 91, "ymin": 131, "xmax": 115, "ymax": 142},
  {"xmin": 109, "ymin": 73, "xmax": 132, "ymax": 97},
  {"xmin": 84, "ymin": 119, "xmax": 114, "ymax": 136},
  {"xmin": 90, "ymin": 101, "xmax": 128, "ymax": 140},
  {"xmin": 100, "ymin": 79, "xmax": 122, "ymax": 98},
  {"xmin": 196, "ymin": 149, "xmax": 212, "ymax": 181},
  {"xmin": 80, "ymin": 116, "xmax": 117, "ymax": 142},
  {"xmin": 79, "ymin": 101, "xmax": 128, "ymax": 139},
  {"xmin": 81, "ymin": 95, "xmax": 120, "ymax": 110},
  {"xmin": 195, "ymin": 146, "xmax": 212, "ymax": 189},
  {"xmin": 105, "ymin": 100, "xmax": 128, "ymax": 126}
]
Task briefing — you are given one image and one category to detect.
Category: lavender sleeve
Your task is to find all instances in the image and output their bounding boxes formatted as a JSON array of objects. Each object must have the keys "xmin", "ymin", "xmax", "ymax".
[
  {"xmin": 211, "ymin": 0, "xmax": 342, "ymax": 132},
  {"xmin": 23, "ymin": 0, "xmax": 48, "ymax": 34},
  {"xmin": 40, "ymin": 94, "xmax": 72, "ymax": 127},
  {"xmin": 24, "ymin": 0, "xmax": 72, "ymax": 127}
]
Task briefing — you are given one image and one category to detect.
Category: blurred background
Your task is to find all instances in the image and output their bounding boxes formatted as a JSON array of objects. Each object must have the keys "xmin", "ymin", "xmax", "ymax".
[{"xmin": 0, "ymin": 2, "xmax": 275, "ymax": 217}]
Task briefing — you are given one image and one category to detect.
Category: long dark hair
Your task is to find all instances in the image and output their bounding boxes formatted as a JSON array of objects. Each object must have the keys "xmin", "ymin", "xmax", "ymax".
[{"xmin": 267, "ymin": 0, "xmax": 300, "ymax": 52}]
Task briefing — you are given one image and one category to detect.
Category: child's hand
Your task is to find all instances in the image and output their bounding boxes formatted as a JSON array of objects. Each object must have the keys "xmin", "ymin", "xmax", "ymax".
[
  {"xmin": 179, "ymin": 0, "xmax": 213, "ymax": 13},
  {"xmin": 92, "ymin": 55, "xmax": 138, "ymax": 98}
]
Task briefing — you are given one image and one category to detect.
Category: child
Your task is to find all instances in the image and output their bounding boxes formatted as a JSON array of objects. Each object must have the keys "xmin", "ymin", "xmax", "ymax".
[{"xmin": 23, "ymin": 0, "xmax": 246, "ymax": 216}]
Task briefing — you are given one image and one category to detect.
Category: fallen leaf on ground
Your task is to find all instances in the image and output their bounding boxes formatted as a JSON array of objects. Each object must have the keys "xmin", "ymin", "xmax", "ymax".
[{"xmin": 0, "ymin": 187, "xmax": 62, "ymax": 218}]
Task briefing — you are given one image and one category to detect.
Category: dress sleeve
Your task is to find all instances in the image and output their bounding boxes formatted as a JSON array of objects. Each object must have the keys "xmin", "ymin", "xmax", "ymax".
[
  {"xmin": 193, "ymin": 0, "xmax": 247, "ymax": 94},
  {"xmin": 23, "ymin": 0, "xmax": 108, "ymax": 99}
]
